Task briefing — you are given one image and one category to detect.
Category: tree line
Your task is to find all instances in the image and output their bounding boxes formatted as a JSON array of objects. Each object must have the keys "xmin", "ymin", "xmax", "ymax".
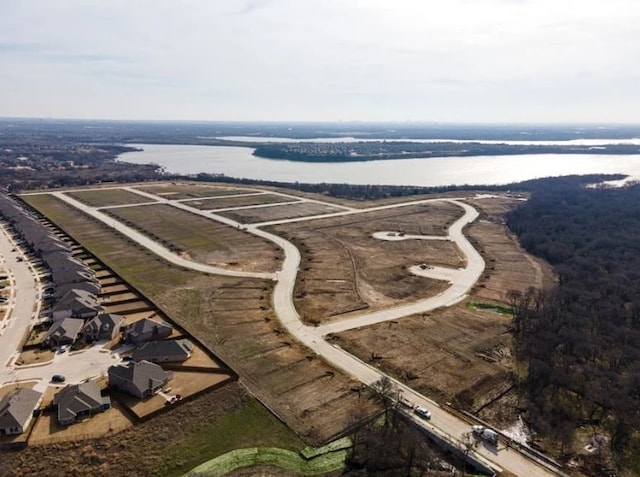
[{"xmin": 506, "ymin": 180, "xmax": 640, "ymax": 473}]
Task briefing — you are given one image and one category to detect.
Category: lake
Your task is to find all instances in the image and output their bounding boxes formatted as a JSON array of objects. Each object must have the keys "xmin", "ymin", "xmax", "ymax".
[{"xmin": 119, "ymin": 144, "xmax": 640, "ymax": 187}]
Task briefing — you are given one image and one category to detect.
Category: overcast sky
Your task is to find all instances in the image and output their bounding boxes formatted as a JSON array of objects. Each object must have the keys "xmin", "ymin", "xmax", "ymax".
[{"xmin": 1, "ymin": 0, "xmax": 639, "ymax": 123}]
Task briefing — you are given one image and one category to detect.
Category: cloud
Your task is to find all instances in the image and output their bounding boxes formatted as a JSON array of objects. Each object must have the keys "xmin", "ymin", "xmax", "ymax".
[{"xmin": 0, "ymin": 0, "xmax": 639, "ymax": 122}]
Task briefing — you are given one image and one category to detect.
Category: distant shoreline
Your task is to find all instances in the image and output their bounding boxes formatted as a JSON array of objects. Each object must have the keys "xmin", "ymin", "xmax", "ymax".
[{"xmin": 251, "ymin": 141, "xmax": 640, "ymax": 163}]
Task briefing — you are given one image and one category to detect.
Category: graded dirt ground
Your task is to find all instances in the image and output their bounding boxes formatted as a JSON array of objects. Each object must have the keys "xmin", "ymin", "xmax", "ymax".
[
  {"xmin": 22, "ymin": 193, "xmax": 379, "ymax": 445},
  {"xmin": 135, "ymin": 183, "xmax": 253, "ymax": 199},
  {"xmin": 331, "ymin": 196, "xmax": 553, "ymax": 415},
  {"xmin": 102, "ymin": 203, "xmax": 282, "ymax": 273},
  {"xmin": 185, "ymin": 193, "xmax": 293, "ymax": 210},
  {"xmin": 65, "ymin": 189, "xmax": 153, "ymax": 207},
  {"xmin": 16, "ymin": 185, "xmax": 549, "ymax": 475},
  {"xmin": 270, "ymin": 201, "xmax": 464, "ymax": 323},
  {"xmin": 220, "ymin": 201, "xmax": 345, "ymax": 224}
]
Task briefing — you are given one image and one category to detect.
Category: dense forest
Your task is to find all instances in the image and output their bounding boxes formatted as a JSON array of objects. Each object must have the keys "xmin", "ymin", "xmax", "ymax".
[{"xmin": 506, "ymin": 180, "xmax": 640, "ymax": 473}]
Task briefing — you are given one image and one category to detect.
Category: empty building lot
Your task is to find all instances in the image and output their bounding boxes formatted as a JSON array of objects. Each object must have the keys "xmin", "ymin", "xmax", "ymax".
[
  {"xmin": 184, "ymin": 193, "xmax": 294, "ymax": 210},
  {"xmin": 219, "ymin": 201, "xmax": 345, "ymax": 224},
  {"xmin": 66, "ymin": 188, "xmax": 156, "ymax": 208},
  {"xmin": 103, "ymin": 203, "xmax": 282, "ymax": 273}
]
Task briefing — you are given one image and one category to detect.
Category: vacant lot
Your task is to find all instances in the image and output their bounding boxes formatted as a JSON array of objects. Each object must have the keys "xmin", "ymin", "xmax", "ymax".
[
  {"xmin": 104, "ymin": 203, "xmax": 282, "ymax": 273},
  {"xmin": 220, "ymin": 201, "xmax": 344, "ymax": 224},
  {"xmin": 469, "ymin": 197, "xmax": 554, "ymax": 296},
  {"xmin": 331, "ymin": 302, "xmax": 512, "ymax": 408},
  {"xmin": 65, "ymin": 189, "xmax": 153, "ymax": 207},
  {"xmin": 332, "ymin": 196, "xmax": 550, "ymax": 418},
  {"xmin": 186, "ymin": 193, "xmax": 294, "ymax": 210},
  {"xmin": 22, "ymin": 193, "xmax": 379, "ymax": 445},
  {"xmin": 271, "ymin": 202, "xmax": 464, "ymax": 323},
  {"xmin": 134, "ymin": 183, "xmax": 253, "ymax": 200}
]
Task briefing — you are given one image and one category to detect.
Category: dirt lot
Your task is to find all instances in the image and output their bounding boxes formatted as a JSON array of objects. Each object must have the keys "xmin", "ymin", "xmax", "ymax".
[
  {"xmin": 332, "ymin": 197, "xmax": 552, "ymax": 418},
  {"xmin": 220, "ymin": 201, "xmax": 345, "ymax": 224},
  {"xmin": 22, "ymin": 193, "xmax": 380, "ymax": 445},
  {"xmin": 65, "ymin": 189, "xmax": 153, "ymax": 207},
  {"xmin": 134, "ymin": 183, "xmax": 255, "ymax": 199},
  {"xmin": 270, "ymin": 202, "xmax": 464, "ymax": 323},
  {"xmin": 104, "ymin": 203, "xmax": 282, "ymax": 273},
  {"xmin": 467, "ymin": 196, "xmax": 554, "ymax": 302},
  {"xmin": 15, "ymin": 348, "xmax": 55, "ymax": 366},
  {"xmin": 19, "ymin": 187, "xmax": 549, "ymax": 462},
  {"xmin": 185, "ymin": 193, "xmax": 294, "ymax": 210}
]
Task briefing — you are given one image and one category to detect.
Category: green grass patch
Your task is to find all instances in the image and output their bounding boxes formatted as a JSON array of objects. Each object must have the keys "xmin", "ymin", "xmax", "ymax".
[
  {"xmin": 467, "ymin": 301, "xmax": 513, "ymax": 315},
  {"xmin": 160, "ymin": 397, "xmax": 303, "ymax": 477},
  {"xmin": 184, "ymin": 437, "xmax": 351, "ymax": 477}
]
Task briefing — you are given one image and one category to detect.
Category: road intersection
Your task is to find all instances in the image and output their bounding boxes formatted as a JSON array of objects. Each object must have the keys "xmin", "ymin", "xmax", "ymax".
[{"xmin": 11, "ymin": 186, "xmax": 562, "ymax": 476}]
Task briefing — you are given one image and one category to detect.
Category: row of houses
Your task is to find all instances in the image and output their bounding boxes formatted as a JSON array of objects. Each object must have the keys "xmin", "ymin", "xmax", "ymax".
[
  {"xmin": 0, "ymin": 194, "xmax": 102, "ymax": 323},
  {"xmin": 43, "ymin": 312, "xmax": 124, "ymax": 348}
]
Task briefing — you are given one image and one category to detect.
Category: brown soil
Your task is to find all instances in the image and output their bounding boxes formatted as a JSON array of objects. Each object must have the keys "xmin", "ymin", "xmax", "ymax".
[
  {"xmin": 65, "ymin": 189, "xmax": 152, "ymax": 207},
  {"xmin": 186, "ymin": 193, "xmax": 293, "ymax": 210},
  {"xmin": 271, "ymin": 202, "xmax": 463, "ymax": 323},
  {"xmin": 22, "ymin": 193, "xmax": 380, "ymax": 446},
  {"xmin": 134, "ymin": 183, "xmax": 251, "ymax": 199},
  {"xmin": 104, "ymin": 203, "xmax": 282, "ymax": 273},
  {"xmin": 220, "ymin": 201, "xmax": 344, "ymax": 224},
  {"xmin": 332, "ymin": 197, "xmax": 552, "ymax": 417}
]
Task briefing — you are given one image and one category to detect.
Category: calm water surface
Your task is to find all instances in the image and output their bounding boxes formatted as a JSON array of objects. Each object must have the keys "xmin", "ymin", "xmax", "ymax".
[{"xmin": 120, "ymin": 144, "xmax": 640, "ymax": 187}]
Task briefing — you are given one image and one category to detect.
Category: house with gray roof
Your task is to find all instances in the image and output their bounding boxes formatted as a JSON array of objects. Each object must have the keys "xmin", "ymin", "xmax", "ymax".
[
  {"xmin": 124, "ymin": 318, "xmax": 173, "ymax": 344},
  {"xmin": 52, "ymin": 288, "xmax": 101, "ymax": 321},
  {"xmin": 132, "ymin": 339, "xmax": 193, "ymax": 363},
  {"xmin": 0, "ymin": 388, "xmax": 42, "ymax": 436},
  {"xmin": 54, "ymin": 280, "xmax": 101, "ymax": 300},
  {"xmin": 83, "ymin": 313, "xmax": 125, "ymax": 343},
  {"xmin": 108, "ymin": 360, "xmax": 172, "ymax": 399},
  {"xmin": 43, "ymin": 317, "xmax": 85, "ymax": 347},
  {"xmin": 53, "ymin": 381, "xmax": 110, "ymax": 426}
]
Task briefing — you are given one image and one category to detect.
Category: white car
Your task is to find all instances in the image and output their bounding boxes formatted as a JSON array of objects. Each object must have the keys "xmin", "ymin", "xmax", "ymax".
[{"xmin": 414, "ymin": 406, "xmax": 432, "ymax": 420}]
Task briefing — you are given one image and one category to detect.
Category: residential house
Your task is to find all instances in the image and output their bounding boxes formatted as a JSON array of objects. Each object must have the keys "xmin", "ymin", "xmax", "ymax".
[
  {"xmin": 0, "ymin": 388, "xmax": 42, "ymax": 436},
  {"xmin": 108, "ymin": 360, "xmax": 172, "ymax": 399},
  {"xmin": 52, "ymin": 289, "xmax": 101, "ymax": 321},
  {"xmin": 83, "ymin": 313, "xmax": 124, "ymax": 342},
  {"xmin": 53, "ymin": 381, "xmax": 110, "ymax": 426},
  {"xmin": 132, "ymin": 339, "xmax": 193, "ymax": 363},
  {"xmin": 124, "ymin": 318, "xmax": 173, "ymax": 344},
  {"xmin": 53, "ymin": 280, "xmax": 101, "ymax": 301},
  {"xmin": 43, "ymin": 317, "xmax": 85, "ymax": 347}
]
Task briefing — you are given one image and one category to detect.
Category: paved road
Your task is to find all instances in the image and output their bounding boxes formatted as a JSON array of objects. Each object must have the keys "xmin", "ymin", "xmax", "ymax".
[
  {"xmin": 316, "ymin": 200, "xmax": 484, "ymax": 335},
  {"xmin": 32, "ymin": 187, "xmax": 560, "ymax": 476},
  {"xmin": 0, "ymin": 223, "xmax": 41, "ymax": 385},
  {"xmin": 50, "ymin": 192, "xmax": 276, "ymax": 281}
]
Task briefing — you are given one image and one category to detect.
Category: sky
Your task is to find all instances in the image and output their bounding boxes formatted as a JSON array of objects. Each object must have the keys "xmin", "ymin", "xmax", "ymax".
[{"xmin": 1, "ymin": 0, "xmax": 639, "ymax": 123}]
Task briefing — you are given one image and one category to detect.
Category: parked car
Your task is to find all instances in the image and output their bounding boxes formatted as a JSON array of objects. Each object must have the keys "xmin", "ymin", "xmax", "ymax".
[
  {"xmin": 414, "ymin": 406, "xmax": 432, "ymax": 420},
  {"xmin": 51, "ymin": 374, "xmax": 66, "ymax": 383},
  {"xmin": 58, "ymin": 345, "xmax": 69, "ymax": 353}
]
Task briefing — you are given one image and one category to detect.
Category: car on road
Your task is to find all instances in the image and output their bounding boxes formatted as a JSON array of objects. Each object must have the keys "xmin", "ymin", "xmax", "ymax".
[
  {"xmin": 51, "ymin": 374, "xmax": 66, "ymax": 383},
  {"xmin": 414, "ymin": 406, "xmax": 432, "ymax": 420}
]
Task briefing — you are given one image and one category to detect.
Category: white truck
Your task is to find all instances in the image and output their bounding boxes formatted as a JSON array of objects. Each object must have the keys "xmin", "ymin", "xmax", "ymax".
[{"xmin": 471, "ymin": 425, "xmax": 499, "ymax": 445}]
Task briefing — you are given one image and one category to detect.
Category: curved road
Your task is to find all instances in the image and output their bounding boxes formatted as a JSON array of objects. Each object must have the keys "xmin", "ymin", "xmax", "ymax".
[{"xmin": 28, "ymin": 188, "xmax": 561, "ymax": 476}]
